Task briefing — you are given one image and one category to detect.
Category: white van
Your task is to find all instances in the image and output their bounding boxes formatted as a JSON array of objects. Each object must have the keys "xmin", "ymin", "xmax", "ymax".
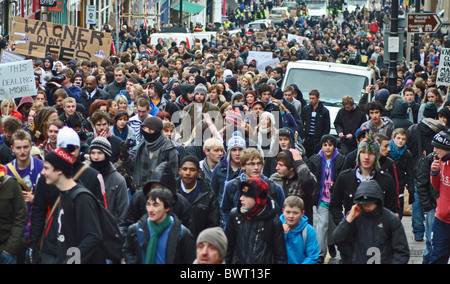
[{"xmin": 281, "ymin": 60, "xmax": 376, "ymax": 135}]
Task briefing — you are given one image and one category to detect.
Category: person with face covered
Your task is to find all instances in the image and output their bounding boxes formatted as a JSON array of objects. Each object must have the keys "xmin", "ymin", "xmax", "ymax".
[
  {"xmin": 89, "ymin": 137, "xmax": 129, "ymax": 234},
  {"xmin": 128, "ymin": 116, "xmax": 178, "ymax": 191},
  {"xmin": 331, "ymin": 180, "xmax": 410, "ymax": 264}
]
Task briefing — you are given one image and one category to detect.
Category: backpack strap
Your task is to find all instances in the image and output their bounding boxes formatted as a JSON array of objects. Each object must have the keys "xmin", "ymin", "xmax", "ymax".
[
  {"xmin": 6, "ymin": 162, "xmax": 31, "ymax": 193},
  {"xmin": 73, "ymin": 164, "xmax": 90, "ymax": 181},
  {"xmin": 302, "ymin": 225, "xmax": 308, "ymax": 247}
]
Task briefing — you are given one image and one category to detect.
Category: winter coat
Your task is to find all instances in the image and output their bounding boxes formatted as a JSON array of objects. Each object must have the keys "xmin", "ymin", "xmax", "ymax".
[
  {"xmin": 124, "ymin": 160, "xmax": 195, "ymax": 235},
  {"xmin": 78, "ymin": 87, "xmax": 110, "ymax": 116},
  {"xmin": 331, "ymin": 180, "xmax": 410, "ymax": 264},
  {"xmin": 105, "ymin": 80, "xmax": 126, "ymax": 100},
  {"xmin": 390, "ymin": 98, "xmax": 413, "ymax": 131},
  {"xmin": 123, "ymin": 214, "xmax": 196, "ymax": 264},
  {"xmin": 407, "ymin": 119, "xmax": 446, "ymax": 176},
  {"xmin": 385, "ymin": 94, "xmax": 413, "ymax": 131},
  {"xmin": 330, "ymin": 168, "xmax": 400, "ymax": 225},
  {"xmin": 333, "ymin": 104, "xmax": 367, "ymax": 148},
  {"xmin": 56, "ymin": 184, "xmax": 105, "ymax": 264},
  {"xmin": 0, "ymin": 174, "xmax": 27, "ymax": 256},
  {"xmin": 430, "ymin": 153, "xmax": 450, "ymax": 224},
  {"xmin": 270, "ymin": 160, "xmax": 317, "ymax": 225},
  {"xmin": 100, "ymin": 162, "xmax": 129, "ymax": 231},
  {"xmin": 300, "ymin": 101, "xmax": 330, "ymax": 141},
  {"xmin": 280, "ymin": 214, "xmax": 319, "ymax": 264},
  {"xmin": 29, "ymin": 163, "xmax": 106, "ymax": 257},
  {"xmin": 221, "ymin": 173, "xmax": 285, "ymax": 227},
  {"xmin": 176, "ymin": 177, "xmax": 220, "ymax": 238},
  {"xmin": 225, "ymin": 197, "xmax": 287, "ymax": 264},
  {"xmin": 416, "ymin": 153, "xmax": 439, "ymax": 212}
]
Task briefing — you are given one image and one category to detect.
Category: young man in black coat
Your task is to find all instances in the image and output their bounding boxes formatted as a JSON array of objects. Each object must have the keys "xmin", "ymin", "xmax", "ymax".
[
  {"xmin": 41, "ymin": 148, "xmax": 105, "ymax": 264},
  {"xmin": 301, "ymin": 89, "xmax": 330, "ymax": 157},
  {"xmin": 330, "ymin": 133, "xmax": 400, "ymax": 227},
  {"xmin": 334, "ymin": 96, "xmax": 367, "ymax": 155}
]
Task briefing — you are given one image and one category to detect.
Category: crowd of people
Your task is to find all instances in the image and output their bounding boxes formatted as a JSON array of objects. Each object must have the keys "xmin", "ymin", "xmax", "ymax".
[{"xmin": 1, "ymin": 0, "xmax": 450, "ymax": 265}]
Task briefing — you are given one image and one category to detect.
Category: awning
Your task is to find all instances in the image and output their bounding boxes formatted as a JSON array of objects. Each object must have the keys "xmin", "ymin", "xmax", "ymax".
[{"xmin": 172, "ymin": 1, "xmax": 205, "ymax": 14}]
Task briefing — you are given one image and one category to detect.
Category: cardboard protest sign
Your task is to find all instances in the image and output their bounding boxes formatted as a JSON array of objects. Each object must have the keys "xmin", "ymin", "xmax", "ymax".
[
  {"xmin": 11, "ymin": 17, "xmax": 112, "ymax": 64},
  {"xmin": 287, "ymin": 34, "xmax": 308, "ymax": 45},
  {"xmin": 0, "ymin": 60, "xmax": 36, "ymax": 99},
  {"xmin": 255, "ymin": 32, "xmax": 267, "ymax": 42},
  {"xmin": 436, "ymin": 48, "xmax": 450, "ymax": 86}
]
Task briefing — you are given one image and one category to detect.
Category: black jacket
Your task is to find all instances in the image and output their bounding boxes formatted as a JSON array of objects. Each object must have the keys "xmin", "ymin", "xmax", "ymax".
[
  {"xmin": 176, "ymin": 177, "xmax": 220, "ymax": 238},
  {"xmin": 225, "ymin": 197, "xmax": 287, "ymax": 264},
  {"xmin": 331, "ymin": 180, "xmax": 410, "ymax": 264},
  {"xmin": 30, "ymin": 163, "xmax": 106, "ymax": 257},
  {"xmin": 123, "ymin": 214, "xmax": 195, "ymax": 264},
  {"xmin": 416, "ymin": 153, "xmax": 440, "ymax": 212},
  {"xmin": 300, "ymin": 101, "xmax": 330, "ymax": 140},
  {"xmin": 56, "ymin": 184, "xmax": 105, "ymax": 264},
  {"xmin": 78, "ymin": 87, "xmax": 110, "ymax": 117},
  {"xmin": 333, "ymin": 105, "xmax": 367, "ymax": 148},
  {"xmin": 330, "ymin": 168, "xmax": 400, "ymax": 225}
]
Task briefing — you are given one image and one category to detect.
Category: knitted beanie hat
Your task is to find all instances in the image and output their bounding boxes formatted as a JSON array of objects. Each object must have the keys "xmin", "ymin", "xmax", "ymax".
[
  {"xmin": 356, "ymin": 131, "xmax": 380, "ymax": 170},
  {"xmin": 90, "ymin": 137, "xmax": 112, "ymax": 158},
  {"xmin": 196, "ymin": 227, "xmax": 228, "ymax": 262},
  {"xmin": 423, "ymin": 102, "xmax": 438, "ymax": 119},
  {"xmin": 432, "ymin": 130, "xmax": 450, "ymax": 151},
  {"xmin": 225, "ymin": 110, "xmax": 243, "ymax": 126},
  {"xmin": 45, "ymin": 148, "xmax": 75, "ymax": 176},
  {"xmin": 194, "ymin": 83, "xmax": 208, "ymax": 97},
  {"xmin": 227, "ymin": 131, "xmax": 247, "ymax": 152}
]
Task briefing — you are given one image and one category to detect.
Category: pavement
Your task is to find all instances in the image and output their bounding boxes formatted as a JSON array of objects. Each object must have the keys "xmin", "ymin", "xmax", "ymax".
[{"xmin": 401, "ymin": 215, "xmax": 428, "ymax": 264}]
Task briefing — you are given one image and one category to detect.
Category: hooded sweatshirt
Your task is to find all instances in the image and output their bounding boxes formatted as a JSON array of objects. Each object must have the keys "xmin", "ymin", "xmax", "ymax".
[
  {"xmin": 280, "ymin": 214, "xmax": 320, "ymax": 264},
  {"xmin": 332, "ymin": 180, "xmax": 410, "ymax": 264}
]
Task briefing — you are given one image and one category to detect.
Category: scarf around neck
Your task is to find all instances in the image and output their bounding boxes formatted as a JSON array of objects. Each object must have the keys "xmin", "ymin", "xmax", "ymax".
[
  {"xmin": 388, "ymin": 140, "xmax": 406, "ymax": 161},
  {"xmin": 145, "ymin": 215, "xmax": 173, "ymax": 264}
]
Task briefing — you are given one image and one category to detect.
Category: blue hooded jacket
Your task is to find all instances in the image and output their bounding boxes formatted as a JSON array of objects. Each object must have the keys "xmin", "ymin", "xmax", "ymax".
[{"xmin": 280, "ymin": 214, "xmax": 320, "ymax": 264}]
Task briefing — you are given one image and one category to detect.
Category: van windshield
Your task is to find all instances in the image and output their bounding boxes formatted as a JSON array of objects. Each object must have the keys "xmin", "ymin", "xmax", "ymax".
[{"xmin": 284, "ymin": 68, "xmax": 368, "ymax": 105}]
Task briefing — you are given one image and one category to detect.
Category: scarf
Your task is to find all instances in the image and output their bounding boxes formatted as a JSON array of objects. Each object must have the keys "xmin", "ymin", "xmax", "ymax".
[
  {"xmin": 243, "ymin": 202, "xmax": 267, "ymax": 220},
  {"xmin": 145, "ymin": 216, "xmax": 173, "ymax": 264},
  {"xmin": 113, "ymin": 125, "xmax": 128, "ymax": 141},
  {"xmin": 388, "ymin": 140, "xmax": 406, "ymax": 161},
  {"xmin": 133, "ymin": 134, "xmax": 167, "ymax": 187}
]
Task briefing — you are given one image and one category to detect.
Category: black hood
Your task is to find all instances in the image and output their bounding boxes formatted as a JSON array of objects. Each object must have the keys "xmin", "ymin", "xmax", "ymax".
[
  {"xmin": 181, "ymin": 84, "xmax": 195, "ymax": 102},
  {"xmin": 143, "ymin": 161, "xmax": 177, "ymax": 201},
  {"xmin": 354, "ymin": 180, "xmax": 384, "ymax": 207},
  {"xmin": 391, "ymin": 98, "xmax": 408, "ymax": 119}
]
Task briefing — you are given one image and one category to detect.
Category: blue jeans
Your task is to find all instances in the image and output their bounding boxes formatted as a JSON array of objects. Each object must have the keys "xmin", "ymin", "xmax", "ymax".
[
  {"xmin": 1, "ymin": 252, "xmax": 17, "ymax": 264},
  {"xmin": 412, "ymin": 189, "xmax": 425, "ymax": 239},
  {"xmin": 429, "ymin": 218, "xmax": 450, "ymax": 264},
  {"xmin": 423, "ymin": 209, "xmax": 435, "ymax": 264}
]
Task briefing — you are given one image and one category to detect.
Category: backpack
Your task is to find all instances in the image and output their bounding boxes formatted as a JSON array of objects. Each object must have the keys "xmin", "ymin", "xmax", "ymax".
[{"xmin": 71, "ymin": 188, "xmax": 125, "ymax": 261}]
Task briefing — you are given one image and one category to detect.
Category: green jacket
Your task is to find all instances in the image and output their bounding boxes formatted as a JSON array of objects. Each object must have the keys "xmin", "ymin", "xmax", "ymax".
[{"xmin": 0, "ymin": 174, "xmax": 27, "ymax": 256}]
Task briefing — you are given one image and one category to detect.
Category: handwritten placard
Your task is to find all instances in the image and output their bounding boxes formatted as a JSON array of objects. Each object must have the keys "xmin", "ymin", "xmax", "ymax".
[{"xmin": 0, "ymin": 60, "xmax": 36, "ymax": 99}]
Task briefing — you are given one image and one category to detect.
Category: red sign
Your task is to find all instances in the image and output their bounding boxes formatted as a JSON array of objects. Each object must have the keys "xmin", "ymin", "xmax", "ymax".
[{"xmin": 407, "ymin": 13, "xmax": 442, "ymax": 33}]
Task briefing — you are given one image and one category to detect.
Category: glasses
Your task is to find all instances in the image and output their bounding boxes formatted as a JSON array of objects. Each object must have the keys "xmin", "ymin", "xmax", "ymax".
[{"xmin": 246, "ymin": 162, "xmax": 262, "ymax": 167}]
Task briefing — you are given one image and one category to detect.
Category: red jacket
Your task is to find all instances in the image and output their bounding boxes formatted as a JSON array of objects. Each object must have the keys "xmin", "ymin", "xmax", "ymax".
[{"xmin": 431, "ymin": 160, "xmax": 450, "ymax": 223}]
